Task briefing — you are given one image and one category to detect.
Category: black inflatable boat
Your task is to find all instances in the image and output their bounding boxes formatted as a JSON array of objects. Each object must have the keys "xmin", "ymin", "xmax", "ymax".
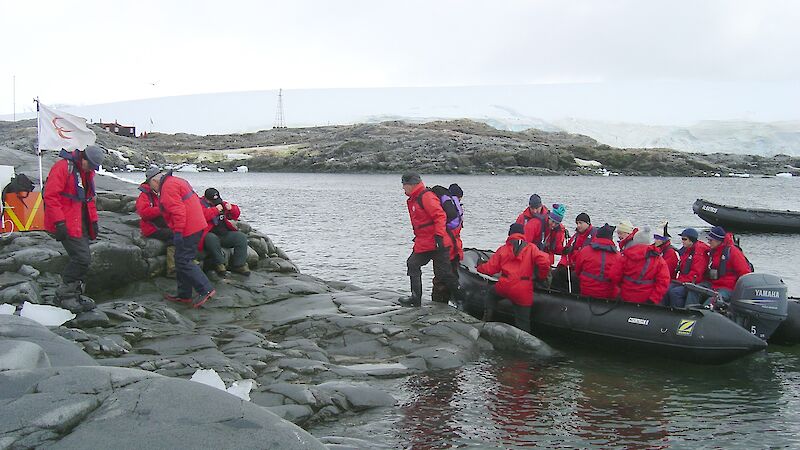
[
  {"xmin": 459, "ymin": 248, "xmax": 799, "ymax": 364},
  {"xmin": 693, "ymin": 198, "xmax": 800, "ymax": 233}
]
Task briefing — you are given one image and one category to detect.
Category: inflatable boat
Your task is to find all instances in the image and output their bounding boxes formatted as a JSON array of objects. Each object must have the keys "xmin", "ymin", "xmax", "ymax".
[
  {"xmin": 459, "ymin": 248, "xmax": 799, "ymax": 364},
  {"xmin": 693, "ymin": 198, "xmax": 800, "ymax": 233}
]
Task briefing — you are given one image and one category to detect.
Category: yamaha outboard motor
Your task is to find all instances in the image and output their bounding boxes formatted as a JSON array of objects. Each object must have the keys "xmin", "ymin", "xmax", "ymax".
[{"xmin": 728, "ymin": 273, "xmax": 788, "ymax": 341}]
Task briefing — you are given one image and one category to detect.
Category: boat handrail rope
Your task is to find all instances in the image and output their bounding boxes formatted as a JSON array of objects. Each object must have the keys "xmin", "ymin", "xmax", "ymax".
[{"xmin": 587, "ymin": 295, "xmax": 622, "ymax": 317}]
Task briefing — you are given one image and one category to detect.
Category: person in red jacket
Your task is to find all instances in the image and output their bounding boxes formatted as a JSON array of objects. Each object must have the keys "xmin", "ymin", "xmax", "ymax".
[
  {"xmin": 515, "ymin": 194, "xmax": 549, "ymax": 226},
  {"xmin": 552, "ymin": 212, "xmax": 595, "ymax": 292},
  {"xmin": 653, "ymin": 223, "xmax": 679, "ymax": 279},
  {"xmin": 616, "ymin": 220, "xmax": 638, "ymax": 252},
  {"xmin": 701, "ymin": 226, "xmax": 752, "ymax": 304},
  {"xmin": 146, "ymin": 170, "xmax": 215, "ymax": 308},
  {"xmin": 399, "ymin": 173, "xmax": 463, "ymax": 307},
  {"xmin": 541, "ymin": 204, "xmax": 566, "ymax": 265},
  {"xmin": 200, "ymin": 188, "xmax": 250, "ymax": 276},
  {"xmin": 574, "ymin": 224, "xmax": 621, "ymax": 299},
  {"xmin": 609, "ymin": 226, "xmax": 671, "ymax": 304},
  {"xmin": 665, "ymin": 228, "xmax": 710, "ymax": 307},
  {"xmin": 135, "ymin": 167, "xmax": 176, "ymax": 277},
  {"xmin": 477, "ymin": 223, "xmax": 551, "ymax": 333},
  {"xmin": 44, "ymin": 145, "xmax": 105, "ymax": 313},
  {"xmin": 432, "ymin": 183, "xmax": 464, "ymax": 303}
]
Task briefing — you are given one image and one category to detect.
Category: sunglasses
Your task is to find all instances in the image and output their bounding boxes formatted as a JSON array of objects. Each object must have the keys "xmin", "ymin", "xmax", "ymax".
[{"xmin": 681, "ymin": 237, "xmax": 690, "ymax": 241}]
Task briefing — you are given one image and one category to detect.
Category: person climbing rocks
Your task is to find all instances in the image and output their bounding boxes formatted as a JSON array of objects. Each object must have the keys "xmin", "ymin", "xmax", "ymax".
[
  {"xmin": 136, "ymin": 166, "xmax": 176, "ymax": 277},
  {"xmin": 200, "ymin": 187, "xmax": 251, "ymax": 276}
]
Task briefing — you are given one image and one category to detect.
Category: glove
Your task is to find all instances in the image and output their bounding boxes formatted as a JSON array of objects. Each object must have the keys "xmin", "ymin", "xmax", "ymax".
[
  {"xmin": 91, "ymin": 222, "xmax": 99, "ymax": 239},
  {"xmin": 173, "ymin": 232, "xmax": 184, "ymax": 245},
  {"xmin": 563, "ymin": 245, "xmax": 573, "ymax": 255},
  {"xmin": 54, "ymin": 222, "xmax": 68, "ymax": 241},
  {"xmin": 434, "ymin": 235, "xmax": 445, "ymax": 250}
]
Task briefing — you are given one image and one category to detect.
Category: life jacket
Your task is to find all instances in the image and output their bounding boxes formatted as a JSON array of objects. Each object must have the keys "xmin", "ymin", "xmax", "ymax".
[
  {"xmin": 624, "ymin": 247, "xmax": 661, "ymax": 286},
  {"xmin": 524, "ymin": 213, "xmax": 548, "ymax": 251},
  {"xmin": 679, "ymin": 246, "xmax": 696, "ymax": 275},
  {"xmin": 581, "ymin": 240, "xmax": 617, "ymax": 283},
  {"xmin": 55, "ymin": 149, "xmax": 95, "ymax": 203},
  {"xmin": 416, "ymin": 185, "xmax": 463, "ymax": 230}
]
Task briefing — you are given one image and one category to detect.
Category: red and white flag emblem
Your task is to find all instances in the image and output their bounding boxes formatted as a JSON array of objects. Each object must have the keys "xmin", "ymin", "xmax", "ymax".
[{"xmin": 37, "ymin": 103, "xmax": 96, "ymax": 154}]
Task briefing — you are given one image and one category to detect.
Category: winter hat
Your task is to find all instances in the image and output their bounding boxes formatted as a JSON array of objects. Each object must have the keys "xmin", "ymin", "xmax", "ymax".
[
  {"xmin": 708, "ymin": 226, "xmax": 726, "ymax": 241},
  {"xmin": 508, "ymin": 223, "xmax": 525, "ymax": 236},
  {"xmin": 678, "ymin": 228, "xmax": 699, "ymax": 242},
  {"xmin": 204, "ymin": 187, "xmax": 222, "ymax": 205},
  {"xmin": 596, "ymin": 223, "xmax": 615, "ymax": 240},
  {"xmin": 617, "ymin": 220, "xmax": 634, "ymax": 235},
  {"xmin": 448, "ymin": 183, "xmax": 463, "ymax": 198},
  {"xmin": 401, "ymin": 173, "xmax": 422, "ymax": 185},
  {"xmin": 631, "ymin": 225, "xmax": 652, "ymax": 246},
  {"xmin": 576, "ymin": 212, "xmax": 591, "ymax": 225},
  {"xmin": 83, "ymin": 145, "xmax": 106, "ymax": 170},
  {"xmin": 144, "ymin": 166, "xmax": 162, "ymax": 183},
  {"xmin": 549, "ymin": 203, "xmax": 566, "ymax": 223},
  {"xmin": 528, "ymin": 194, "xmax": 542, "ymax": 208},
  {"xmin": 653, "ymin": 221, "xmax": 671, "ymax": 241}
]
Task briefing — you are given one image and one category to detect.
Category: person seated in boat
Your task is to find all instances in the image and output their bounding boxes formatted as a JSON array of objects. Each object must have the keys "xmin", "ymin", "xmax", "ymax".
[
  {"xmin": 573, "ymin": 223, "xmax": 621, "ymax": 299},
  {"xmin": 477, "ymin": 223, "xmax": 551, "ymax": 333},
  {"xmin": 698, "ymin": 226, "xmax": 753, "ymax": 305},
  {"xmin": 616, "ymin": 219, "xmax": 638, "ymax": 252},
  {"xmin": 653, "ymin": 222, "xmax": 679, "ymax": 279},
  {"xmin": 539, "ymin": 204, "xmax": 567, "ymax": 265},
  {"xmin": 515, "ymin": 194, "xmax": 549, "ymax": 226},
  {"xmin": 665, "ymin": 228, "xmax": 710, "ymax": 308},
  {"xmin": 609, "ymin": 225, "xmax": 671, "ymax": 304},
  {"xmin": 552, "ymin": 212, "xmax": 596, "ymax": 291}
]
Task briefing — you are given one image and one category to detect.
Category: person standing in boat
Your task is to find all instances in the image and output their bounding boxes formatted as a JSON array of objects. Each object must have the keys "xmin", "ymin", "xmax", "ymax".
[
  {"xmin": 540, "ymin": 204, "xmax": 567, "ymax": 265},
  {"xmin": 477, "ymin": 223, "xmax": 551, "ymax": 333},
  {"xmin": 552, "ymin": 212, "xmax": 596, "ymax": 290},
  {"xmin": 515, "ymin": 194, "xmax": 549, "ymax": 226},
  {"xmin": 609, "ymin": 226, "xmax": 671, "ymax": 304},
  {"xmin": 616, "ymin": 220, "xmax": 638, "ymax": 251},
  {"xmin": 573, "ymin": 224, "xmax": 621, "ymax": 299},
  {"xmin": 665, "ymin": 228, "xmax": 710, "ymax": 307},
  {"xmin": 700, "ymin": 226, "xmax": 752, "ymax": 304},
  {"xmin": 399, "ymin": 173, "xmax": 464, "ymax": 307}
]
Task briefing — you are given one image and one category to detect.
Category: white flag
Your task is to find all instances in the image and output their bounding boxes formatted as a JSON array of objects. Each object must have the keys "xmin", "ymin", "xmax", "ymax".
[{"xmin": 37, "ymin": 103, "xmax": 96, "ymax": 154}]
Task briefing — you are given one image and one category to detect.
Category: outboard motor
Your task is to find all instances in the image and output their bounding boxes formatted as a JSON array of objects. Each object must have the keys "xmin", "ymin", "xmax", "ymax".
[{"xmin": 728, "ymin": 273, "xmax": 788, "ymax": 341}]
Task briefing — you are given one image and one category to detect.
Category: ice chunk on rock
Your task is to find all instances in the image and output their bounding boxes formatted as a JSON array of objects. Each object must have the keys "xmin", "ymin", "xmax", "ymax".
[{"xmin": 20, "ymin": 302, "xmax": 76, "ymax": 326}]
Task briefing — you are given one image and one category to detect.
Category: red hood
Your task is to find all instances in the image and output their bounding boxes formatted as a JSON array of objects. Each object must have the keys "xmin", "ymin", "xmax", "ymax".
[
  {"xmin": 624, "ymin": 243, "xmax": 658, "ymax": 262},
  {"xmin": 406, "ymin": 183, "xmax": 427, "ymax": 199},
  {"xmin": 506, "ymin": 233, "xmax": 528, "ymax": 256}
]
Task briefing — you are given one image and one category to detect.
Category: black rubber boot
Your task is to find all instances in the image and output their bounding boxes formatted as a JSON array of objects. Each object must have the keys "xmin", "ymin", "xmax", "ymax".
[
  {"xmin": 55, "ymin": 282, "xmax": 83, "ymax": 313},
  {"xmin": 399, "ymin": 275, "xmax": 422, "ymax": 307},
  {"xmin": 450, "ymin": 286, "xmax": 466, "ymax": 311}
]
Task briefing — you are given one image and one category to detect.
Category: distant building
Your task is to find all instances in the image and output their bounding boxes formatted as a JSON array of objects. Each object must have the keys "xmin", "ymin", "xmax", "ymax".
[{"xmin": 98, "ymin": 120, "xmax": 136, "ymax": 138}]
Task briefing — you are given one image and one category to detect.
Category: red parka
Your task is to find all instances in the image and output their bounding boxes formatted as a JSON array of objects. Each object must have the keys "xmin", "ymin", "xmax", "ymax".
[
  {"xmin": 610, "ymin": 243, "xmax": 671, "ymax": 304},
  {"xmin": 558, "ymin": 225, "xmax": 595, "ymax": 268},
  {"xmin": 406, "ymin": 183, "xmax": 448, "ymax": 253},
  {"xmin": 135, "ymin": 183, "xmax": 166, "ymax": 237},
  {"xmin": 448, "ymin": 224, "xmax": 464, "ymax": 261},
  {"xmin": 675, "ymin": 240, "xmax": 710, "ymax": 284},
  {"xmin": 656, "ymin": 242, "xmax": 679, "ymax": 279},
  {"xmin": 515, "ymin": 205, "xmax": 549, "ymax": 226},
  {"xmin": 199, "ymin": 197, "xmax": 241, "ymax": 249},
  {"xmin": 573, "ymin": 237, "xmax": 621, "ymax": 299},
  {"xmin": 157, "ymin": 173, "xmax": 206, "ymax": 237},
  {"xmin": 707, "ymin": 233, "xmax": 752, "ymax": 291},
  {"xmin": 618, "ymin": 227, "xmax": 639, "ymax": 252},
  {"xmin": 44, "ymin": 150, "xmax": 99, "ymax": 239},
  {"xmin": 477, "ymin": 233, "xmax": 551, "ymax": 306},
  {"xmin": 542, "ymin": 222, "xmax": 566, "ymax": 265}
]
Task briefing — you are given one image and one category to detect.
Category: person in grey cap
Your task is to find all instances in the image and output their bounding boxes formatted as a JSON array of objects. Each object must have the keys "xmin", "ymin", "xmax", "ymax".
[
  {"xmin": 399, "ymin": 172, "xmax": 464, "ymax": 307},
  {"xmin": 515, "ymin": 193, "xmax": 549, "ymax": 226},
  {"xmin": 43, "ymin": 144, "xmax": 106, "ymax": 313},
  {"xmin": 135, "ymin": 166, "xmax": 176, "ymax": 277}
]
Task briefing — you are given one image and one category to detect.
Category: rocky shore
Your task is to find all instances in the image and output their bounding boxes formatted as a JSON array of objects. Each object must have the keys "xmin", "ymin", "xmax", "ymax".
[
  {"xmin": 0, "ymin": 148, "xmax": 556, "ymax": 448},
  {"xmin": 2, "ymin": 119, "xmax": 799, "ymax": 177}
]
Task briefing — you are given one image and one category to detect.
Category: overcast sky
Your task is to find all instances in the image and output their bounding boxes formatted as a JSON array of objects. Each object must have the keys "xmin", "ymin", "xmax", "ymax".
[{"xmin": 2, "ymin": 0, "xmax": 799, "ymax": 120}]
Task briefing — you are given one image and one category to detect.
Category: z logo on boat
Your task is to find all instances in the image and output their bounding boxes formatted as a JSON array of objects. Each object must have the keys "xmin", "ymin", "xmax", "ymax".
[{"xmin": 677, "ymin": 319, "xmax": 696, "ymax": 336}]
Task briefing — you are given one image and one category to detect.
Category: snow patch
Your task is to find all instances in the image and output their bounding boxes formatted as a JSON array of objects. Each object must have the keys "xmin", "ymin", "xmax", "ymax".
[
  {"xmin": 574, "ymin": 157, "xmax": 602, "ymax": 167},
  {"xmin": 0, "ymin": 303, "xmax": 16, "ymax": 315},
  {"xmin": 19, "ymin": 302, "xmax": 75, "ymax": 326},
  {"xmin": 190, "ymin": 368, "xmax": 253, "ymax": 401}
]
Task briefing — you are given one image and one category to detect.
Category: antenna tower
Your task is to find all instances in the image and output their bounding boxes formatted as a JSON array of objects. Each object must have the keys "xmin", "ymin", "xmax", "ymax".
[{"xmin": 273, "ymin": 89, "xmax": 286, "ymax": 129}]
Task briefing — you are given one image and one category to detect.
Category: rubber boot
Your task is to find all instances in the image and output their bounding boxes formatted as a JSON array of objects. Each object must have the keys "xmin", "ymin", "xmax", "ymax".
[
  {"xmin": 74, "ymin": 281, "xmax": 96, "ymax": 312},
  {"xmin": 399, "ymin": 275, "xmax": 422, "ymax": 307},
  {"xmin": 451, "ymin": 286, "xmax": 466, "ymax": 311},
  {"xmin": 55, "ymin": 282, "xmax": 83, "ymax": 313},
  {"xmin": 166, "ymin": 245, "xmax": 176, "ymax": 278}
]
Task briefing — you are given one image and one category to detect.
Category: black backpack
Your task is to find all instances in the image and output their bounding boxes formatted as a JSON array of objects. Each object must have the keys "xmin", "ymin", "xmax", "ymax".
[{"xmin": 2, "ymin": 173, "xmax": 36, "ymax": 219}]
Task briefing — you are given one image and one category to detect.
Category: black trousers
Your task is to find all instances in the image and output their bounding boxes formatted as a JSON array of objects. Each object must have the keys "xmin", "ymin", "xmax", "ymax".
[
  {"xmin": 432, "ymin": 258, "xmax": 460, "ymax": 302},
  {"xmin": 407, "ymin": 248, "xmax": 460, "ymax": 293},
  {"xmin": 148, "ymin": 228, "xmax": 174, "ymax": 242},
  {"xmin": 61, "ymin": 234, "xmax": 91, "ymax": 285}
]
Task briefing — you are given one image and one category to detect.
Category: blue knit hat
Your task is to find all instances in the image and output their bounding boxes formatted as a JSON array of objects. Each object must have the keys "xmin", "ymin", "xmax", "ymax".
[{"xmin": 708, "ymin": 226, "xmax": 726, "ymax": 241}]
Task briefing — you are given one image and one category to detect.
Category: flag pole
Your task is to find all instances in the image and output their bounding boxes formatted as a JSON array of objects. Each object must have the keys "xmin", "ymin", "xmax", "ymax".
[{"xmin": 35, "ymin": 98, "xmax": 43, "ymax": 190}]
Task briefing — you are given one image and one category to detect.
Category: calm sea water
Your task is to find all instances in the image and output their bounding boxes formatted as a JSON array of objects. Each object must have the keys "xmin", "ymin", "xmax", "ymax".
[{"xmin": 166, "ymin": 172, "xmax": 800, "ymax": 448}]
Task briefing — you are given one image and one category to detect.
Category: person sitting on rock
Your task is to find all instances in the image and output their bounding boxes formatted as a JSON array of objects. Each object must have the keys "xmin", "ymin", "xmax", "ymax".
[
  {"xmin": 616, "ymin": 219, "xmax": 638, "ymax": 252},
  {"xmin": 515, "ymin": 193, "xmax": 550, "ymax": 226},
  {"xmin": 699, "ymin": 226, "xmax": 752, "ymax": 305},
  {"xmin": 573, "ymin": 223, "xmax": 621, "ymax": 299},
  {"xmin": 200, "ymin": 188, "xmax": 251, "ymax": 276},
  {"xmin": 609, "ymin": 225, "xmax": 671, "ymax": 304},
  {"xmin": 146, "ymin": 170, "xmax": 216, "ymax": 308},
  {"xmin": 135, "ymin": 167, "xmax": 176, "ymax": 277},
  {"xmin": 665, "ymin": 228, "xmax": 710, "ymax": 308},
  {"xmin": 43, "ymin": 145, "xmax": 105, "ymax": 313},
  {"xmin": 477, "ymin": 223, "xmax": 551, "ymax": 333}
]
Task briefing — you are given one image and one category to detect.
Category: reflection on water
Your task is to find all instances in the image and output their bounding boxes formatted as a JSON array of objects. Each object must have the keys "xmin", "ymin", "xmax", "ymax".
[{"xmin": 171, "ymin": 172, "xmax": 800, "ymax": 448}]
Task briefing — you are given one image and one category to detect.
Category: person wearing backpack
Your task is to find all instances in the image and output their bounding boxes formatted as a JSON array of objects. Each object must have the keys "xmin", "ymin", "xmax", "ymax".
[
  {"xmin": 43, "ymin": 145, "xmax": 105, "ymax": 313},
  {"xmin": 431, "ymin": 183, "xmax": 465, "ymax": 303},
  {"xmin": 399, "ymin": 173, "xmax": 464, "ymax": 307}
]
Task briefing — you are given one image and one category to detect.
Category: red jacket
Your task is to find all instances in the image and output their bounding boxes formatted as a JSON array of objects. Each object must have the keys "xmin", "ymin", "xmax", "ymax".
[
  {"xmin": 406, "ymin": 183, "xmax": 448, "ymax": 253},
  {"xmin": 558, "ymin": 225, "xmax": 595, "ymax": 268},
  {"xmin": 135, "ymin": 183, "xmax": 167, "ymax": 237},
  {"xmin": 44, "ymin": 150, "xmax": 99, "ymax": 239},
  {"xmin": 610, "ymin": 243, "xmax": 671, "ymax": 304},
  {"xmin": 523, "ymin": 212, "xmax": 550, "ymax": 249},
  {"xmin": 477, "ymin": 233, "xmax": 551, "ymax": 306},
  {"xmin": 574, "ymin": 237, "xmax": 620, "ymax": 299},
  {"xmin": 157, "ymin": 173, "xmax": 206, "ymax": 237},
  {"xmin": 656, "ymin": 241, "xmax": 679, "ymax": 279},
  {"xmin": 448, "ymin": 224, "xmax": 464, "ymax": 262},
  {"xmin": 542, "ymin": 222, "xmax": 566, "ymax": 265},
  {"xmin": 618, "ymin": 228, "xmax": 639, "ymax": 252},
  {"xmin": 707, "ymin": 233, "xmax": 752, "ymax": 291},
  {"xmin": 676, "ymin": 240, "xmax": 710, "ymax": 284},
  {"xmin": 199, "ymin": 198, "xmax": 241, "ymax": 249},
  {"xmin": 515, "ymin": 205, "xmax": 549, "ymax": 225}
]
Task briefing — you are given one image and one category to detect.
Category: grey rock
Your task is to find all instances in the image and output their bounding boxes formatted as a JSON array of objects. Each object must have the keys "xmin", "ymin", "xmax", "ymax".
[
  {"xmin": 315, "ymin": 381, "xmax": 396, "ymax": 411},
  {"xmin": 480, "ymin": 322, "xmax": 559, "ymax": 358},
  {"xmin": 0, "ymin": 340, "xmax": 50, "ymax": 371},
  {"xmin": 69, "ymin": 309, "xmax": 111, "ymax": 328},
  {"xmin": 264, "ymin": 382, "xmax": 317, "ymax": 405},
  {"xmin": 0, "ymin": 315, "xmax": 96, "ymax": 367},
  {"xmin": 266, "ymin": 404, "xmax": 314, "ymax": 424}
]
